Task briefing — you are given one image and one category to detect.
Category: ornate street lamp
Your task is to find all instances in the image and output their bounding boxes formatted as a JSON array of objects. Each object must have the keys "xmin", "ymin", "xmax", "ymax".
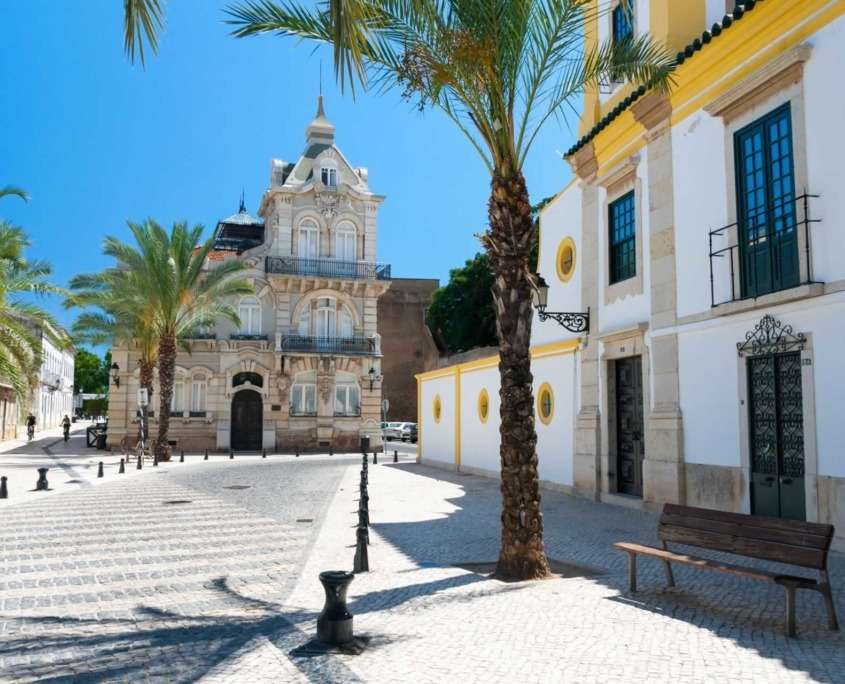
[
  {"xmin": 110, "ymin": 362, "xmax": 121, "ymax": 388},
  {"xmin": 531, "ymin": 274, "xmax": 590, "ymax": 334}
]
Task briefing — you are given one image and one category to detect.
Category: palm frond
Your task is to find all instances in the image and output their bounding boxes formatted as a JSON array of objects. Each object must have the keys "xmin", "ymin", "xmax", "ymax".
[{"xmin": 124, "ymin": 0, "xmax": 165, "ymax": 67}]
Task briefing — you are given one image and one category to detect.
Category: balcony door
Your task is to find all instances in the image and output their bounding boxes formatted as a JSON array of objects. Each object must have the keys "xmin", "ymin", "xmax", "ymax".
[
  {"xmin": 298, "ymin": 220, "xmax": 319, "ymax": 266},
  {"xmin": 734, "ymin": 104, "xmax": 798, "ymax": 299}
]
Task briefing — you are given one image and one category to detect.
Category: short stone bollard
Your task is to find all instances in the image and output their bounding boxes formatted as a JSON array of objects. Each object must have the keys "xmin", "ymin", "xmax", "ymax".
[
  {"xmin": 229, "ymin": 449, "xmax": 234, "ymax": 460},
  {"xmin": 262, "ymin": 448, "xmax": 266, "ymax": 459},
  {"xmin": 394, "ymin": 450, "xmax": 398, "ymax": 463},
  {"xmin": 329, "ymin": 446, "xmax": 333, "ymax": 456},
  {"xmin": 137, "ymin": 453, "xmax": 143, "ymax": 470},
  {"xmin": 97, "ymin": 461, "xmax": 104, "ymax": 478},
  {"xmin": 204, "ymin": 449, "xmax": 209, "ymax": 461},
  {"xmin": 153, "ymin": 452, "xmax": 159, "ymax": 467},
  {"xmin": 353, "ymin": 525, "xmax": 370, "ymax": 573},
  {"xmin": 0, "ymin": 475, "xmax": 8, "ymax": 499},
  {"xmin": 180, "ymin": 450, "xmax": 185, "ymax": 463},
  {"xmin": 296, "ymin": 448, "xmax": 300, "ymax": 458},
  {"xmin": 373, "ymin": 452, "xmax": 378, "ymax": 465},
  {"xmin": 36, "ymin": 468, "xmax": 49, "ymax": 491},
  {"xmin": 119, "ymin": 458, "xmax": 125, "ymax": 474},
  {"xmin": 317, "ymin": 570, "xmax": 355, "ymax": 645}
]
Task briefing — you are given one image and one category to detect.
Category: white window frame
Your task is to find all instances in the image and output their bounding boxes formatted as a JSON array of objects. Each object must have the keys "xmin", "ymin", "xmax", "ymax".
[
  {"xmin": 190, "ymin": 377, "xmax": 207, "ymax": 414},
  {"xmin": 334, "ymin": 375, "xmax": 360, "ymax": 416},
  {"xmin": 238, "ymin": 297, "xmax": 262, "ymax": 335},
  {"xmin": 291, "ymin": 372, "xmax": 317, "ymax": 415},
  {"xmin": 321, "ymin": 165, "xmax": 338, "ymax": 187},
  {"xmin": 335, "ymin": 223, "xmax": 356, "ymax": 261},
  {"xmin": 298, "ymin": 219, "xmax": 320, "ymax": 259},
  {"xmin": 171, "ymin": 380, "xmax": 185, "ymax": 416}
]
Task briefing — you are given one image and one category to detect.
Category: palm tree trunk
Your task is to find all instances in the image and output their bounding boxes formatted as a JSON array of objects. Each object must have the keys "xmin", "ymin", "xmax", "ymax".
[
  {"xmin": 488, "ymin": 165, "xmax": 551, "ymax": 581},
  {"xmin": 155, "ymin": 334, "xmax": 176, "ymax": 461},
  {"xmin": 138, "ymin": 356, "xmax": 154, "ymax": 451}
]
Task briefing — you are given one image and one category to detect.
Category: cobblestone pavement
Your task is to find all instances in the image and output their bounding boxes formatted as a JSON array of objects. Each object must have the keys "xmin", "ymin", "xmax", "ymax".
[
  {"xmin": 1, "ymin": 454, "xmax": 843, "ymax": 682},
  {"xmin": 0, "ymin": 457, "xmax": 352, "ymax": 683}
]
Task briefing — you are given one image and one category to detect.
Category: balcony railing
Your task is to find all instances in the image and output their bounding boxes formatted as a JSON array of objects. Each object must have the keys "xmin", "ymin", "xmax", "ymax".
[
  {"xmin": 181, "ymin": 333, "xmax": 216, "ymax": 340},
  {"xmin": 265, "ymin": 256, "xmax": 391, "ymax": 281},
  {"xmin": 230, "ymin": 333, "xmax": 268, "ymax": 341},
  {"xmin": 708, "ymin": 193, "xmax": 821, "ymax": 307},
  {"xmin": 280, "ymin": 335, "xmax": 377, "ymax": 355}
]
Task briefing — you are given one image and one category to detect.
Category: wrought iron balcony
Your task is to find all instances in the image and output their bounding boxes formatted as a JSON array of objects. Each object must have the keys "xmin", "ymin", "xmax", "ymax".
[
  {"xmin": 265, "ymin": 256, "xmax": 391, "ymax": 281},
  {"xmin": 230, "ymin": 333, "xmax": 268, "ymax": 341},
  {"xmin": 280, "ymin": 335, "xmax": 377, "ymax": 355},
  {"xmin": 181, "ymin": 332, "xmax": 216, "ymax": 340},
  {"xmin": 708, "ymin": 193, "xmax": 821, "ymax": 307}
]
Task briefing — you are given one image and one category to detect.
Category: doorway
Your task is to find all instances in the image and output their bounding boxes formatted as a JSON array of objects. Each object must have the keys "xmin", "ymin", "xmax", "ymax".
[
  {"xmin": 614, "ymin": 356, "xmax": 644, "ymax": 497},
  {"xmin": 231, "ymin": 389, "xmax": 262, "ymax": 451},
  {"xmin": 748, "ymin": 351, "xmax": 806, "ymax": 520}
]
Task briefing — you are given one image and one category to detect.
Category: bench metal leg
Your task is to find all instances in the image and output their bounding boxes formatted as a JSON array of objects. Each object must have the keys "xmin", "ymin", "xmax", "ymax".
[
  {"xmin": 627, "ymin": 552, "xmax": 637, "ymax": 593},
  {"xmin": 660, "ymin": 541, "xmax": 675, "ymax": 587},
  {"xmin": 784, "ymin": 584, "xmax": 797, "ymax": 638},
  {"xmin": 820, "ymin": 571, "xmax": 839, "ymax": 631}
]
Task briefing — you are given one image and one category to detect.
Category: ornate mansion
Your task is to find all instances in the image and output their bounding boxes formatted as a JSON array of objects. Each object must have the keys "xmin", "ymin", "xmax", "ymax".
[{"xmin": 107, "ymin": 98, "xmax": 390, "ymax": 453}]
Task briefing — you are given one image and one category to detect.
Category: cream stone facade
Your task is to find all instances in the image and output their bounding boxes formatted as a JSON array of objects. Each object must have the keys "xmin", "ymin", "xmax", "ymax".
[
  {"xmin": 418, "ymin": 0, "xmax": 845, "ymax": 550},
  {"xmin": 107, "ymin": 99, "xmax": 389, "ymax": 453}
]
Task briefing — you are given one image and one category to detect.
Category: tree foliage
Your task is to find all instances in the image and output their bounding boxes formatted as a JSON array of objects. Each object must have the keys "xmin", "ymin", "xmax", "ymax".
[
  {"xmin": 426, "ymin": 253, "xmax": 497, "ymax": 353},
  {"xmin": 72, "ymin": 348, "xmax": 110, "ymax": 395}
]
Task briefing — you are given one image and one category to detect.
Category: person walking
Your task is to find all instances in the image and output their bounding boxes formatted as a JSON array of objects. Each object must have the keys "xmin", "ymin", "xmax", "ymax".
[{"xmin": 25, "ymin": 413, "xmax": 36, "ymax": 440}]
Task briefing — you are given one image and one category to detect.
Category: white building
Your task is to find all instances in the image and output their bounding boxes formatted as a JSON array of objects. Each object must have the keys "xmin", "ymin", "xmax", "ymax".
[
  {"xmin": 418, "ymin": 0, "xmax": 845, "ymax": 551},
  {"xmin": 31, "ymin": 327, "xmax": 75, "ymax": 429}
]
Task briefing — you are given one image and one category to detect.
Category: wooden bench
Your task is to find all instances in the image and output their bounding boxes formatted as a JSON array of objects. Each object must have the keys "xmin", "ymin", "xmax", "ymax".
[{"xmin": 614, "ymin": 504, "xmax": 839, "ymax": 637}]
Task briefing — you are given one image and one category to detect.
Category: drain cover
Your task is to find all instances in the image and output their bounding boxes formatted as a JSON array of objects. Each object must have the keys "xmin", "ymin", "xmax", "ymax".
[
  {"xmin": 163, "ymin": 500, "xmax": 192, "ymax": 505},
  {"xmin": 222, "ymin": 485, "xmax": 251, "ymax": 490},
  {"xmin": 296, "ymin": 518, "xmax": 313, "ymax": 523}
]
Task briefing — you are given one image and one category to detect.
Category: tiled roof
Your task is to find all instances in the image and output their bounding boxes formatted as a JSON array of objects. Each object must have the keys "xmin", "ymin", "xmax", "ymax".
[{"xmin": 564, "ymin": 0, "xmax": 764, "ymax": 159}]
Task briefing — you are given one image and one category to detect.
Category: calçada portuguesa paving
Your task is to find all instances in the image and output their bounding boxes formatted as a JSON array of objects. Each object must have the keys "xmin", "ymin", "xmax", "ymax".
[{"xmin": 0, "ymin": 435, "xmax": 843, "ymax": 683}]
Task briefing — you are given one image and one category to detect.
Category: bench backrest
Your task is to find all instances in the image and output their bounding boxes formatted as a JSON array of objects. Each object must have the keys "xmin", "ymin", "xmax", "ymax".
[{"xmin": 659, "ymin": 504, "xmax": 834, "ymax": 570}]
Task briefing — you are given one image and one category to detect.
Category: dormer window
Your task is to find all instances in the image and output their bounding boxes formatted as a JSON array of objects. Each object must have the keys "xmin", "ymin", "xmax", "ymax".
[{"xmin": 321, "ymin": 166, "xmax": 337, "ymax": 187}]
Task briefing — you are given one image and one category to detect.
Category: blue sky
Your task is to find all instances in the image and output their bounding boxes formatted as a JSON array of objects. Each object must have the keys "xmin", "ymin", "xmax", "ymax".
[{"xmin": 1, "ymin": 1, "xmax": 576, "ymax": 340}]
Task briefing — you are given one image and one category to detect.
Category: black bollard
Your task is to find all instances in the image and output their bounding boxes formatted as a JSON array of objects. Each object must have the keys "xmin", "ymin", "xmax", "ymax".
[
  {"xmin": 262, "ymin": 448, "xmax": 266, "ymax": 459},
  {"xmin": 353, "ymin": 526, "xmax": 369, "ymax": 573},
  {"xmin": 36, "ymin": 467, "xmax": 49, "ymax": 491},
  {"xmin": 394, "ymin": 450, "xmax": 398, "ymax": 463},
  {"xmin": 153, "ymin": 452, "xmax": 159, "ymax": 467},
  {"xmin": 97, "ymin": 461, "xmax": 104, "ymax": 478},
  {"xmin": 180, "ymin": 450, "xmax": 184, "ymax": 463},
  {"xmin": 317, "ymin": 570, "xmax": 355, "ymax": 645},
  {"xmin": 373, "ymin": 452, "xmax": 378, "ymax": 465},
  {"xmin": 229, "ymin": 449, "xmax": 234, "ymax": 460},
  {"xmin": 137, "ymin": 453, "xmax": 143, "ymax": 470},
  {"xmin": 296, "ymin": 448, "xmax": 300, "ymax": 458},
  {"xmin": 329, "ymin": 445, "xmax": 333, "ymax": 456},
  {"xmin": 204, "ymin": 449, "xmax": 208, "ymax": 461},
  {"xmin": 119, "ymin": 458, "xmax": 125, "ymax": 474},
  {"xmin": 0, "ymin": 475, "xmax": 7, "ymax": 499}
]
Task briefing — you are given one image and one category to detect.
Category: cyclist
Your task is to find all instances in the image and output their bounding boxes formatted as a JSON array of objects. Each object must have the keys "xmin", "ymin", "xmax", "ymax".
[
  {"xmin": 61, "ymin": 414, "xmax": 71, "ymax": 442},
  {"xmin": 25, "ymin": 413, "xmax": 36, "ymax": 440}
]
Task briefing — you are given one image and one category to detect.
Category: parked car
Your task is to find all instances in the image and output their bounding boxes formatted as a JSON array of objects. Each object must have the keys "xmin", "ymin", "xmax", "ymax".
[
  {"xmin": 382, "ymin": 422, "xmax": 405, "ymax": 441},
  {"xmin": 401, "ymin": 423, "xmax": 417, "ymax": 443}
]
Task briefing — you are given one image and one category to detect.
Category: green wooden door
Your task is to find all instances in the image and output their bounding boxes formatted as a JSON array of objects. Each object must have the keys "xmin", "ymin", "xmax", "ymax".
[
  {"xmin": 748, "ymin": 352, "xmax": 805, "ymax": 520},
  {"xmin": 735, "ymin": 104, "xmax": 799, "ymax": 298}
]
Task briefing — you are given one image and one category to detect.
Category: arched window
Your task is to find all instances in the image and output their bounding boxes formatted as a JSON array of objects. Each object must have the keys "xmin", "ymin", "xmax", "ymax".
[
  {"xmin": 171, "ymin": 379, "xmax": 185, "ymax": 416},
  {"xmin": 315, "ymin": 297, "xmax": 337, "ymax": 338},
  {"xmin": 298, "ymin": 302, "xmax": 311, "ymax": 336},
  {"xmin": 298, "ymin": 218, "xmax": 319, "ymax": 259},
  {"xmin": 291, "ymin": 371, "xmax": 316, "ymax": 416},
  {"xmin": 335, "ymin": 222, "xmax": 356, "ymax": 261},
  {"xmin": 238, "ymin": 297, "xmax": 261, "ymax": 335},
  {"xmin": 334, "ymin": 372, "xmax": 360, "ymax": 416},
  {"xmin": 191, "ymin": 376, "xmax": 208, "ymax": 416},
  {"xmin": 233, "ymin": 372, "xmax": 263, "ymax": 388}
]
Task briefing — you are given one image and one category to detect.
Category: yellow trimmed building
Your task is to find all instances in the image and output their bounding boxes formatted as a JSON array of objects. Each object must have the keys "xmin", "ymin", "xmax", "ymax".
[{"xmin": 417, "ymin": 0, "xmax": 845, "ymax": 551}]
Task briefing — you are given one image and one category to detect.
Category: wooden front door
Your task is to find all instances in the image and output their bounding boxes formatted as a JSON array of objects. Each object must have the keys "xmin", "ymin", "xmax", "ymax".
[
  {"xmin": 231, "ymin": 389, "xmax": 262, "ymax": 451},
  {"xmin": 748, "ymin": 351, "xmax": 806, "ymax": 520},
  {"xmin": 615, "ymin": 356, "xmax": 644, "ymax": 497}
]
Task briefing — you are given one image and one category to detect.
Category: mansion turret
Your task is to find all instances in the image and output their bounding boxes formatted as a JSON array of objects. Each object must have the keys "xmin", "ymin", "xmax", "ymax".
[{"xmin": 108, "ymin": 97, "xmax": 390, "ymax": 452}]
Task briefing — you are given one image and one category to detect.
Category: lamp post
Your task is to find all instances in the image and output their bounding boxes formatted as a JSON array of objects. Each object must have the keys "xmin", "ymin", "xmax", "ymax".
[
  {"xmin": 110, "ymin": 362, "xmax": 121, "ymax": 388},
  {"xmin": 531, "ymin": 274, "xmax": 590, "ymax": 334},
  {"xmin": 367, "ymin": 366, "xmax": 382, "ymax": 391}
]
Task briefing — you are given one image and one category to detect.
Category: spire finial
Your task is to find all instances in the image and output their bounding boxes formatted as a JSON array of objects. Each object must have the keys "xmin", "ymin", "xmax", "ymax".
[{"xmin": 239, "ymin": 188, "xmax": 246, "ymax": 213}]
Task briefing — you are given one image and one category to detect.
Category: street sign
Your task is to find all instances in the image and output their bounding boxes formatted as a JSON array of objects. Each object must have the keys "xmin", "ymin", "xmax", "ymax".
[
  {"xmin": 381, "ymin": 398, "xmax": 390, "ymax": 413},
  {"xmin": 137, "ymin": 388, "xmax": 149, "ymax": 407}
]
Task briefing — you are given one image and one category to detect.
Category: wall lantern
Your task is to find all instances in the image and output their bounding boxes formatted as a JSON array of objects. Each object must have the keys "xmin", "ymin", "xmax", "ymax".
[
  {"xmin": 532, "ymin": 274, "xmax": 590, "ymax": 334},
  {"xmin": 110, "ymin": 362, "xmax": 121, "ymax": 388},
  {"xmin": 367, "ymin": 366, "xmax": 382, "ymax": 391}
]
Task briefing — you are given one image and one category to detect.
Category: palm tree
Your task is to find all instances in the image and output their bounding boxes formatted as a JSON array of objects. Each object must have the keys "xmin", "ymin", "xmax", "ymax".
[
  {"xmin": 102, "ymin": 220, "xmax": 253, "ymax": 460},
  {"xmin": 123, "ymin": 0, "xmax": 165, "ymax": 66},
  {"xmin": 1, "ymin": 189, "xmax": 67, "ymax": 400},
  {"xmin": 225, "ymin": 0, "xmax": 674, "ymax": 579},
  {"xmin": 67, "ymin": 270, "xmax": 159, "ymax": 447}
]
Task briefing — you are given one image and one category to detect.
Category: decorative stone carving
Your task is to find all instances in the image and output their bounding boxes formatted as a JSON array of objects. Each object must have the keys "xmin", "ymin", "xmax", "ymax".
[
  {"xmin": 318, "ymin": 376, "xmax": 332, "ymax": 402},
  {"xmin": 277, "ymin": 374, "xmax": 291, "ymax": 404}
]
